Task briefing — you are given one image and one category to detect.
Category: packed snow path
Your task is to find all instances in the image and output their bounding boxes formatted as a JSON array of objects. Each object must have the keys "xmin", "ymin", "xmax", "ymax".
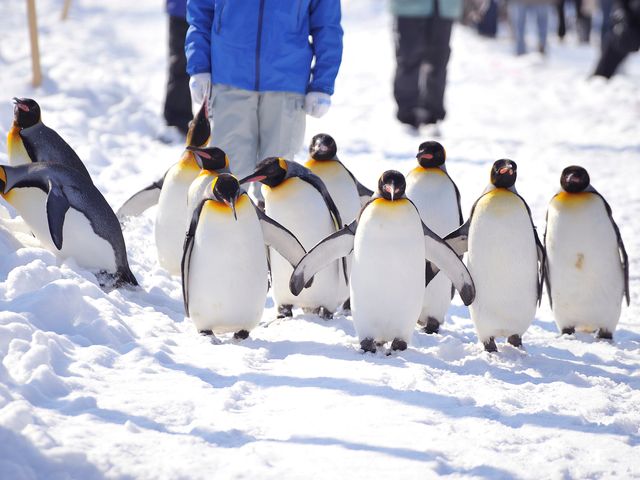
[{"xmin": 1, "ymin": 0, "xmax": 639, "ymax": 478}]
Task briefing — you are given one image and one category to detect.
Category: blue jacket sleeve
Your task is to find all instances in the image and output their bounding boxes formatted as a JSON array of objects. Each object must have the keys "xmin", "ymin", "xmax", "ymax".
[
  {"xmin": 308, "ymin": 0, "xmax": 344, "ymax": 95},
  {"xmin": 185, "ymin": 0, "xmax": 215, "ymax": 76}
]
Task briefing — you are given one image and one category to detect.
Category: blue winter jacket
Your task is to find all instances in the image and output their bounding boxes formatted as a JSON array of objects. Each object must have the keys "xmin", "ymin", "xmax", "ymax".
[
  {"xmin": 167, "ymin": 0, "xmax": 187, "ymax": 18},
  {"xmin": 185, "ymin": 0, "xmax": 343, "ymax": 95}
]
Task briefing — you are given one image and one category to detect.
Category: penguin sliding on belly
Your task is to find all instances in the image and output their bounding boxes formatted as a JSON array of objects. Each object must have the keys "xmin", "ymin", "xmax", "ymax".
[
  {"xmin": 290, "ymin": 170, "xmax": 475, "ymax": 353},
  {"xmin": 8, "ymin": 98, "xmax": 92, "ymax": 180},
  {"xmin": 445, "ymin": 160, "xmax": 544, "ymax": 352},
  {"xmin": 304, "ymin": 133, "xmax": 374, "ymax": 311},
  {"xmin": 239, "ymin": 157, "xmax": 347, "ymax": 320},
  {"xmin": 0, "ymin": 163, "xmax": 137, "ymax": 287},
  {"xmin": 182, "ymin": 174, "xmax": 307, "ymax": 340},
  {"xmin": 405, "ymin": 141, "xmax": 464, "ymax": 334},
  {"xmin": 116, "ymin": 96, "xmax": 211, "ymax": 220},
  {"xmin": 544, "ymin": 166, "xmax": 629, "ymax": 339}
]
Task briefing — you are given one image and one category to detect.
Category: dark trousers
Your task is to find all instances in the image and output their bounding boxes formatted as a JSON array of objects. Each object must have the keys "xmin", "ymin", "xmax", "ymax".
[
  {"xmin": 163, "ymin": 15, "xmax": 192, "ymax": 135},
  {"xmin": 594, "ymin": 0, "xmax": 640, "ymax": 77},
  {"xmin": 393, "ymin": 15, "xmax": 453, "ymax": 126},
  {"xmin": 557, "ymin": 0, "xmax": 592, "ymax": 43}
]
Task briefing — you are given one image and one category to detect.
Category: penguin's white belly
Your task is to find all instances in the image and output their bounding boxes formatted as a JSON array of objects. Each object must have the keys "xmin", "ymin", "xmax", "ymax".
[
  {"xmin": 406, "ymin": 169, "xmax": 461, "ymax": 324},
  {"xmin": 7, "ymin": 188, "xmax": 117, "ymax": 272},
  {"xmin": 351, "ymin": 199, "xmax": 425, "ymax": 343},
  {"xmin": 264, "ymin": 179, "xmax": 341, "ymax": 311},
  {"xmin": 188, "ymin": 197, "xmax": 268, "ymax": 333},
  {"xmin": 155, "ymin": 165, "xmax": 198, "ymax": 276},
  {"xmin": 187, "ymin": 173, "xmax": 216, "ymax": 219},
  {"xmin": 546, "ymin": 193, "xmax": 624, "ymax": 332},
  {"xmin": 308, "ymin": 162, "xmax": 361, "ymax": 301},
  {"xmin": 467, "ymin": 191, "xmax": 538, "ymax": 341}
]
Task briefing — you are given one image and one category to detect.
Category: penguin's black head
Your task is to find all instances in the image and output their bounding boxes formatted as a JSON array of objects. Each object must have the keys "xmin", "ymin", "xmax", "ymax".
[
  {"xmin": 490, "ymin": 159, "xmax": 517, "ymax": 189},
  {"xmin": 238, "ymin": 157, "xmax": 288, "ymax": 188},
  {"xmin": 560, "ymin": 165, "xmax": 590, "ymax": 193},
  {"xmin": 187, "ymin": 146, "xmax": 229, "ymax": 171},
  {"xmin": 186, "ymin": 97, "xmax": 211, "ymax": 147},
  {"xmin": 378, "ymin": 170, "xmax": 406, "ymax": 201},
  {"xmin": 12, "ymin": 98, "xmax": 41, "ymax": 128},
  {"xmin": 212, "ymin": 173, "xmax": 241, "ymax": 220},
  {"xmin": 309, "ymin": 133, "xmax": 337, "ymax": 161},
  {"xmin": 416, "ymin": 141, "xmax": 446, "ymax": 168}
]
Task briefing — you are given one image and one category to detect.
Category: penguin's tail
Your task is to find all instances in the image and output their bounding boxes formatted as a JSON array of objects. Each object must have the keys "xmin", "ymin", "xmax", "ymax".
[{"xmin": 114, "ymin": 267, "xmax": 139, "ymax": 289}]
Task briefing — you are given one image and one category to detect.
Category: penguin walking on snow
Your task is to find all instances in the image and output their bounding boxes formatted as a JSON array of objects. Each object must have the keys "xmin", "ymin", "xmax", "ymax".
[
  {"xmin": 304, "ymin": 133, "xmax": 374, "ymax": 310},
  {"xmin": 544, "ymin": 166, "xmax": 629, "ymax": 339},
  {"xmin": 405, "ymin": 141, "xmax": 463, "ymax": 334},
  {"xmin": 0, "ymin": 163, "xmax": 137, "ymax": 287},
  {"xmin": 290, "ymin": 170, "xmax": 475, "ymax": 353},
  {"xmin": 8, "ymin": 98, "xmax": 92, "ymax": 180},
  {"xmin": 182, "ymin": 174, "xmax": 307, "ymax": 340},
  {"xmin": 445, "ymin": 160, "xmax": 544, "ymax": 352},
  {"xmin": 239, "ymin": 157, "xmax": 346, "ymax": 320},
  {"xmin": 116, "ymin": 98, "xmax": 212, "ymax": 276}
]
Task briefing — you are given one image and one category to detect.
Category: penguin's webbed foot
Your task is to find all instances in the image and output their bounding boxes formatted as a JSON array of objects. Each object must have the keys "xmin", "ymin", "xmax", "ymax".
[
  {"xmin": 360, "ymin": 337, "xmax": 376, "ymax": 354},
  {"xmin": 561, "ymin": 327, "xmax": 575, "ymax": 336},
  {"xmin": 596, "ymin": 329, "xmax": 613, "ymax": 340},
  {"xmin": 277, "ymin": 304, "xmax": 293, "ymax": 319},
  {"xmin": 199, "ymin": 329, "xmax": 213, "ymax": 336},
  {"xmin": 423, "ymin": 317, "xmax": 440, "ymax": 335},
  {"xmin": 507, "ymin": 334, "xmax": 523, "ymax": 348},
  {"xmin": 483, "ymin": 337, "xmax": 498, "ymax": 353},
  {"xmin": 234, "ymin": 330, "xmax": 250, "ymax": 340},
  {"xmin": 390, "ymin": 338, "xmax": 408, "ymax": 351},
  {"xmin": 314, "ymin": 306, "xmax": 333, "ymax": 320},
  {"xmin": 341, "ymin": 298, "xmax": 351, "ymax": 315}
]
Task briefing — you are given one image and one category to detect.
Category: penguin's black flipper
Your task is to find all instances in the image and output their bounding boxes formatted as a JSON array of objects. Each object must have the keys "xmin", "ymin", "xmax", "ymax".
[
  {"xmin": 422, "ymin": 222, "xmax": 475, "ymax": 306},
  {"xmin": 181, "ymin": 199, "xmax": 206, "ymax": 317},
  {"xmin": 255, "ymin": 206, "xmax": 307, "ymax": 269},
  {"xmin": 338, "ymin": 160, "xmax": 374, "ymax": 204},
  {"xmin": 443, "ymin": 219, "xmax": 470, "ymax": 257},
  {"xmin": 290, "ymin": 221, "xmax": 357, "ymax": 296},
  {"xmin": 542, "ymin": 210, "xmax": 553, "ymax": 308},
  {"xmin": 592, "ymin": 189, "xmax": 630, "ymax": 306},
  {"xmin": 45, "ymin": 184, "xmax": 71, "ymax": 250},
  {"xmin": 116, "ymin": 176, "xmax": 165, "ymax": 219},
  {"xmin": 533, "ymin": 226, "xmax": 546, "ymax": 305}
]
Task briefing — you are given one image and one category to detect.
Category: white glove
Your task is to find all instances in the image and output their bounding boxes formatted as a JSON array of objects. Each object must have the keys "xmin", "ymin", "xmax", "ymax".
[
  {"xmin": 189, "ymin": 73, "xmax": 211, "ymax": 105},
  {"xmin": 304, "ymin": 92, "xmax": 331, "ymax": 118}
]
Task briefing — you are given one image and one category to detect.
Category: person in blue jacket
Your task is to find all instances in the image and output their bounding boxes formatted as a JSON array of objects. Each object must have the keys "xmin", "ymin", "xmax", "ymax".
[
  {"xmin": 185, "ymin": 0, "xmax": 343, "ymax": 200},
  {"xmin": 164, "ymin": 0, "xmax": 192, "ymax": 137}
]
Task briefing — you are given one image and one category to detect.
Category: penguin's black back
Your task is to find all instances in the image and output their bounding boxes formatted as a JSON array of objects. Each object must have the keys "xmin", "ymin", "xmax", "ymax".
[{"xmin": 19, "ymin": 123, "xmax": 92, "ymax": 181}]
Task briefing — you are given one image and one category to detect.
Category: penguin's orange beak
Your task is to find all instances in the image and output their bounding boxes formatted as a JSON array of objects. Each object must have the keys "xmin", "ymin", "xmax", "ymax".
[
  {"xmin": 239, "ymin": 174, "xmax": 266, "ymax": 184},
  {"xmin": 499, "ymin": 167, "xmax": 512, "ymax": 175}
]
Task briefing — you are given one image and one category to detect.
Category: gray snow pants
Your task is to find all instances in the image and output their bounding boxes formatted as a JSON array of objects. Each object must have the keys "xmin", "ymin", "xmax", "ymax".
[{"xmin": 210, "ymin": 84, "xmax": 306, "ymax": 201}]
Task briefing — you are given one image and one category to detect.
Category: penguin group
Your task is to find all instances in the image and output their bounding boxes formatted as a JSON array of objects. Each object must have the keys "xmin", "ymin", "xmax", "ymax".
[{"xmin": 1, "ymin": 97, "xmax": 630, "ymax": 354}]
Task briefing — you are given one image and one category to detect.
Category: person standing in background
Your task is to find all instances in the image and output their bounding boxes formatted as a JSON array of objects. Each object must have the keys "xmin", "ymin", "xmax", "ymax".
[
  {"xmin": 163, "ymin": 0, "xmax": 192, "ymax": 138},
  {"xmin": 390, "ymin": 0, "xmax": 462, "ymax": 131},
  {"xmin": 508, "ymin": 0, "xmax": 553, "ymax": 55},
  {"xmin": 185, "ymin": 1, "xmax": 343, "ymax": 201},
  {"xmin": 593, "ymin": 0, "xmax": 640, "ymax": 77}
]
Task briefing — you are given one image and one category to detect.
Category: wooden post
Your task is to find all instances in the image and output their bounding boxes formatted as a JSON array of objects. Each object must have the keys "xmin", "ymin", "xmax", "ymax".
[
  {"xmin": 61, "ymin": 0, "xmax": 73, "ymax": 21},
  {"xmin": 26, "ymin": 0, "xmax": 42, "ymax": 87}
]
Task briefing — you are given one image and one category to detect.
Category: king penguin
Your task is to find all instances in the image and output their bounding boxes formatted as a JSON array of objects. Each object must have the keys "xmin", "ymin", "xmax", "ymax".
[
  {"xmin": 405, "ymin": 141, "xmax": 464, "ymax": 334},
  {"xmin": 544, "ymin": 165, "xmax": 629, "ymax": 339},
  {"xmin": 290, "ymin": 170, "xmax": 475, "ymax": 353},
  {"xmin": 8, "ymin": 98, "xmax": 92, "ymax": 180},
  {"xmin": 445, "ymin": 160, "xmax": 544, "ymax": 352},
  {"xmin": 117, "ymin": 98, "xmax": 212, "ymax": 275},
  {"xmin": 304, "ymin": 133, "xmax": 374, "ymax": 310},
  {"xmin": 116, "ymin": 96, "xmax": 211, "ymax": 220},
  {"xmin": 0, "ymin": 163, "xmax": 137, "ymax": 287},
  {"xmin": 182, "ymin": 174, "xmax": 307, "ymax": 340},
  {"xmin": 239, "ymin": 157, "xmax": 346, "ymax": 320}
]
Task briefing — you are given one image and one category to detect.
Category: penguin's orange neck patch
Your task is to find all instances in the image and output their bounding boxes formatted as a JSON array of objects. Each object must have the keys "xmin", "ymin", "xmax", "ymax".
[
  {"xmin": 554, "ymin": 191, "xmax": 593, "ymax": 204},
  {"xmin": 412, "ymin": 165, "xmax": 445, "ymax": 175},
  {"xmin": 179, "ymin": 151, "xmax": 201, "ymax": 171},
  {"xmin": 372, "ymin": 197, "xmax": 409, "ymax": 207}
]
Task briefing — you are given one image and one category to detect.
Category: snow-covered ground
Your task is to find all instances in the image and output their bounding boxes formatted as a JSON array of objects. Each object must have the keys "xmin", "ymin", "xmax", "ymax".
[{"xmin": 1, "ymin": 0, "xmax": 639, "ymax": 478}]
